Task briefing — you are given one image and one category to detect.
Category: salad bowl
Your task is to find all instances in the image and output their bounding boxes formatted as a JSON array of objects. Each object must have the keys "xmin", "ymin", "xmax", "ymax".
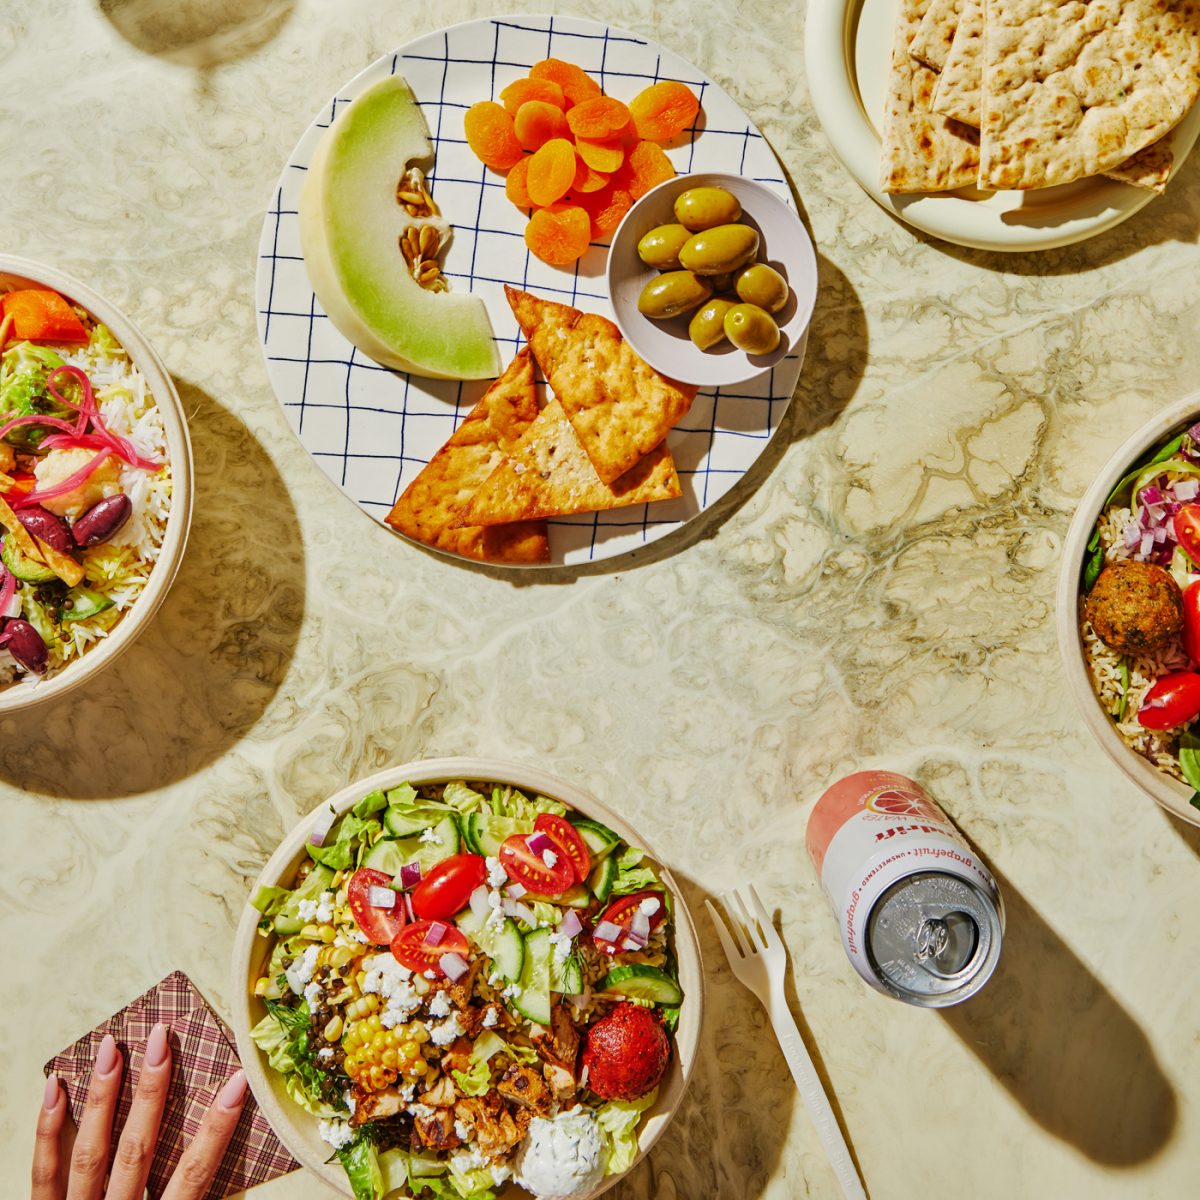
[
  {"xmin": 1058, "ymin": 392, "xmax": 1200, "ymax": 828},
  {"xmin": 0, "ymin": 255, "xmax": 193, "ymax": 712},
  {"xmin": 230, "ymin": 757, "xmax": 704, "ymax": 1199}
]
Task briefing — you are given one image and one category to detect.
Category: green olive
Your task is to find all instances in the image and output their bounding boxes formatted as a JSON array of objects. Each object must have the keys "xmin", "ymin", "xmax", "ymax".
[
  {"xmin": 708, "ymin": 271, "xmax": 736, "ymax": 294},
  {"xmin": 724, "ymin": 303, "xmax": 780, "ymax": 355},
  {"xmin": 636, "ymin": 223, "xmax": 693, "ymax": 271},
  {"xmin": 674, "ymin": 186, "xmax": 742, "ymax": 232},
  {"xmin": 637, "ymin": 271, "xmax": 713, "ymax": 320},
  {"xmin": 734, "ymin": 263, "xmax": 789, "ymax": 314},
  {"xmin": 688, "ymin": 297, "xmax": 737, "ymax": 350},
  {"xmin": 679, "ymin": 224, "xmax": 760, "ymax": 276}
]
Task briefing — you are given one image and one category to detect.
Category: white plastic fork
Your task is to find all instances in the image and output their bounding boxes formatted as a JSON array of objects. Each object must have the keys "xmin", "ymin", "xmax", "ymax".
[{"xmin": 707, "ymin": 886, "xmax": 868, "ymax": 1200}]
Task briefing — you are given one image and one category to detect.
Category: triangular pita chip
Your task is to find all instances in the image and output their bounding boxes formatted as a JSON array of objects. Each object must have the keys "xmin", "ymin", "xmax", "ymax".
[
  {"xmin": 910, "ymin": 0, "xmax": 963, "ymax": 71},
  {"xmin": 385, "ymin": 349, "xmax": 549, "ymax": 563},
  {"xmin": 979, "ymin": 0, "xmax": 1200, "ymax": 190},
  {"xmin": 931, "ymin": 0, "xmax": 983, "ymax": 127},
  {"xmin": 881, "ymin": 0, "xmax": 981, "ymax": 193},
  {"xmin": 505, "ymin": 286, "xmax": 696, "ymax": 484},
  {"xmin": 1102, "ymin": 130, "xmax": 1177, "ymax": 193},
  {"xmin": 457, "ymin": 399, "xmax": 681, "ymax": 527}
]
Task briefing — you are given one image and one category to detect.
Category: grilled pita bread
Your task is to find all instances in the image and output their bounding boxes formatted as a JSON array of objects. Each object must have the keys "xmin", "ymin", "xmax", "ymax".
[
  {"xmin": 910, "ymin": 0, "xmax": 963, "ymax": 70},
  {"xmin": 505, "ymin": 286, "xmax": 695, "ymax": 484},
  {"xmin": 385, "ymin": 349, "xmax": 550, "ymax": 563}
]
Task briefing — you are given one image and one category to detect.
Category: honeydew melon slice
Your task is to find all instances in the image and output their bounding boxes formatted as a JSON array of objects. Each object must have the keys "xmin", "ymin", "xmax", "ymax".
[{"xmin": 299, "ymin": 74, "xmax": 500, "ymax": 380}]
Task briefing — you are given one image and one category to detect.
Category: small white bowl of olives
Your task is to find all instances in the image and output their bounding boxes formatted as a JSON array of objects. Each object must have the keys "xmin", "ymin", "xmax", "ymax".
[{"xmin": 606, "ymin": 172, "xmax": 817, "ymax": 387}]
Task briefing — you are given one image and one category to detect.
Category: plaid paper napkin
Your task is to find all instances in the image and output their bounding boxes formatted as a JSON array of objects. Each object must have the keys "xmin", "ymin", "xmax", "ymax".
[{"xmin": 44, "ymin": 971, "xmax": 297, "ymax": 1198}]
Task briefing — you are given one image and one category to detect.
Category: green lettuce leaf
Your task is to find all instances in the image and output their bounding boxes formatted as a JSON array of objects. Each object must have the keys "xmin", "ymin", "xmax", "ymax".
[
  {"xmin": 442, "ymin": 781, "xmax": 488, "ymax": 812},
  {"xmin": 336, "ymin": 1135, "xmax": 384, "ymax": 1200},
  {"xmin": 451, "ymin": 1029, "xmax": 536, "ymax": 1095},
  {"xmin": 609, "ymin": 846, "xmax": 661, "ymax": 897},
  {"xmin": 283, "ymin": 1072, "xmax": 340, "ymax": 1118},
  {"xmin": 308, "ymin": 812, "xmax": 381, "ymax": 870},
  {"xmin": 354, "ymin": 789, "xmax": 389, "ymax": 818},
  {"xmin": 447, "ymin": 1164, "xmax": 498, "ymax": 1200},
  {"xmin": 250, "ymin": 885, "xmax": 291, "ymax": 917},
  {"xmin": 488, "ymin": 786, "xmax": 566, "ymax": 822},
  {"xmin": 596, "ymin": 1088, "xmax": 658, "ymax": 1175},
  {"xmin": 248, "ymin": 1012, "xmax": 297, "ymax": 1074},
  {"xmin": 88, "ymin": 323, "xmax": 122, "ymax": 360}
]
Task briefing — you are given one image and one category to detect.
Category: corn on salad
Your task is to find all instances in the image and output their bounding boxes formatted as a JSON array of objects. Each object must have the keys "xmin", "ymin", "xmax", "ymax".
[{"xmin": 249, "ymin": 779, "xmax": 685, "ymax": 1200}]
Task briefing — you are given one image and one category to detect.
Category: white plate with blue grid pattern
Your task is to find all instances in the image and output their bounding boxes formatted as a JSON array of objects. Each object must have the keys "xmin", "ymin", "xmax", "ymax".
[{"xmin": 256, "ymin": 15, "xmax": 807, "ymax": 566}]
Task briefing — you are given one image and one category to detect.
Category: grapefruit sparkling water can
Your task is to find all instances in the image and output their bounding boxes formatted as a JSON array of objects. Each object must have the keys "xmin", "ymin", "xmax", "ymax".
[{"xmin": 806, "ymin": 770, "xmax": 1004, "ymax": 1007}]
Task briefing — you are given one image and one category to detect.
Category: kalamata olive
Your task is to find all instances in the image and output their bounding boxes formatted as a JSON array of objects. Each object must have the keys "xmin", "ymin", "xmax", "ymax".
[
  {"xmin": 16, "ymin": 505, "xmax": 73, "ymax": 554},
  {"xmin": 6, "ymin": 618, "xmax": 48, "ymax": 675},
  {"xmin": 72, "ymin": 493, "xmax": 132, "ymax": 547}
]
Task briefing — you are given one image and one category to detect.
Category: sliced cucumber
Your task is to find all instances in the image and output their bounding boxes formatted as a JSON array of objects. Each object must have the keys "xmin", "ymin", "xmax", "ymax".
[
  {"xmin": 600, "ymin": 964, "xmax": 683, "ymax": 1005},
  {"xmin": 361, "ymin": 839, "xmax": 409, "ymax": 877},
  {"xmin": 384, "ymin": 805, "xmax": 434, "ymax": 837},
  {"xmin": 381, "ymin": 815, "xmax": 461, "ymax": 880},
  {"xmin": 550, "ymin": 951, "xmax": 583, "ymax": 995},
  {"xmin": 456, "ymin": 908, "xmax": 525, "ymax": 983},
  {"xmin": 587, "ymin": 855, "xmax": 619, "ymax": 904},
  {"xmin": 1, "ymin": 541, "xmax": 56, "ymax": 583},
  {"xmin": 512, "ymin": 928, "xmax": 552, "ymax": 1025},
  {"xmin": 571, "ymin": 817, "xmax": 621, "ymax": 860},
  {"xmin": 524, "ymin": 884, "xmax": 591, "ymax": 909},
  {"xmin": 462, "ymin": 812, "xmax": 531, "ymax": 857},
  {"xmin": 272, "ymin": 864, "xmax": 335, "ymax": 935}
]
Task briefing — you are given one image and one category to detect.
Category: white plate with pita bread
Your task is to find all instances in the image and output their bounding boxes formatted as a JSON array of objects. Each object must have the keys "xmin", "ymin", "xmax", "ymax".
[
  {"xmin": 256, "ymin": 16, "xmax": 805, "ymax": 568},
  {"xmin": 805, "ymin": 0, "xmax": 1200, "ymax": 251}
]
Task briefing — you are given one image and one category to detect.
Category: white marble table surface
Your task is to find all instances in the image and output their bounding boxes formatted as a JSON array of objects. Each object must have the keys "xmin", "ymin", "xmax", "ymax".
[{"xmin": 4, "ymin": 1, "xmax": 1200, "ymax": 1197}]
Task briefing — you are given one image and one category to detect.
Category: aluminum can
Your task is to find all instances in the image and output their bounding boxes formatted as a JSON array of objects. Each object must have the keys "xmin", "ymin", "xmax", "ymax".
[{"xmin": 806, "ymin": 770, "xmax": 1004, "ymax": 1007}]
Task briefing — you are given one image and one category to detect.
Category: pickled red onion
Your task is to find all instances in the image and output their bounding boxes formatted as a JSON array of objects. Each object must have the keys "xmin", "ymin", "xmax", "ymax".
[
  {"xmin": 45, "ymin": 365, "xmax": 160, "ymax": 470},
  {"xmin": 0, "ymin": 414, "xmax": 79, "ymax": 443},
  {"xmin": 12, "ymin": 448, "xmax": 112, "ymax": 509},
  {"xmin": 0, "ymin": 568, "xmax": 15, "ymax": 619}
]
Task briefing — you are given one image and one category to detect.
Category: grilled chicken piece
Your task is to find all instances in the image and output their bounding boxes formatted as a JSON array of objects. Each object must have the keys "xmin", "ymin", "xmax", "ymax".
[
  {"xmin": 348, "ymin": 1085, "xmax": 406, "ymax": 1127},
  {"xmin": 532, "ymin": 1002, "xmax": 580, "ymax": 1070},
  {"xmin": 497, "ymin": 1063, "xmax": 553, "ymax": 1115},
  {"xmin": 414, "ymin": 1108, "xmax": 461, "ymax": 1152},
  {"xmin": 455, "ymin": 1094, "xmax": 524, "ymax": 1159},
  {"xmin": 440, "ymin": 959, "xmax": 482, "ymax": 1010},
  {"xmin": 543, "ymin": 1061, "xmax": 577, "ymax": 1103},
  {"xmin": 420, "ymin": 1075, "xmax": 459, "ymax": 1108}
]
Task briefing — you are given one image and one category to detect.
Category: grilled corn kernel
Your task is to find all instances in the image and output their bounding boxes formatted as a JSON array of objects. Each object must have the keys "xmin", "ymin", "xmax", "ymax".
[
  {"xmin": 324, "ymin": 1015, "xmax": 343, "ymax": 1041},
  {"xmin": 331, "ymin": 870, "xmax": 345, "ymax": 888}
]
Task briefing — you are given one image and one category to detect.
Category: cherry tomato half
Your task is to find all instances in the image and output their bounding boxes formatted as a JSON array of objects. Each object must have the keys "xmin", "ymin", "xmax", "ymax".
[
  {"xmin": 499, "ymin": 833, "xmax": 576, "ymax": 896},
  {"xmin": 592, "ymin": 890, "xmax": 667, "ymax": 956},
  {"xmin": 346, "ymin": 868, "xmax": 406, "ymax": 946},
  {"xmin": 1174, "ymin": 505, "xmax": 1200, "ymax": 567},
  {"xmin": 1138, "ymin": 671, "xmax": 1200, "ymax": 730},
  {"xmin": 534, "ymin": 813, "xmax": 591, "ymax": 884},
  {"xmin": 390, "ymin": 919, "xmax": 470, "ymax": 975},
  {"xmin": 411, "ymin": 853, "xmax": 486, "ymax": 921},
  {"xmin": 1183, "ymin": 581, "xmax": 1200, "ymax": 668}
]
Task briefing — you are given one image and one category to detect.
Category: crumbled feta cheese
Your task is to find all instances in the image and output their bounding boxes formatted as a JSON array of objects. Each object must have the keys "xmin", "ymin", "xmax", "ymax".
[
  {"xmin": 640, "ymin": 896, "xmax": 661, "ymax": 916},
  {"xmin": 345, "ymin": 1090, "xmax": 357, "ymax": 1116},
  {"xmin": 285, "ymin": 945, "xmax": 321, "ymax": 996},
  {"xmin": 424, "ymin": 969, "xmax": 437, "ymax": 980},
  {"xmin": 453, "ymin": 1119, "xmax": 471, "ymax": 1142},
  {"xmin": 490, "ymin": 1162, "xmax": 513, "ymax": 1185},
  {"xmin": 482, "ymin": 1006, "xmax": 499, "ymax": 1028},
  {"xmin": 429, "ymin": 1012, "xmax": 466, "ymax": 1046},
  {"xmin": 450, "ymin": 1144, "xmax": 487, "ymax": 1173},
  {"xmin": 419, "ymin": 827, "xmax": 442, "ymax": 845},
  {"xmin": 399, "ymin": 1081, "xmax": 416, "ymax": 1102},
  {"xmin": 622, "ymin": 938, "xmax": 640, "ymax": 951},
  {"xmin": 501, "ymin": 982, "xmax": 523, "ymax": 1000},
  {"xmin": 350, "ymin": 928, "xmax": 370, "ymax": 944},
  {"xmin": 317, "ymin": 1047, "xmax": 334, "ymax": 1060},
  {"xmin": 486, "ymin": 856, "xmax": 508, "ymax": 888},
  {"xmin": 408, "ymin": 1102, "xmax": 436, "ymax": 1119},
  {"xmin": 542, "ymin": 848, "xmax": 559, "ymax": 868},
  {"xmin": 297, "ymin": 899, "xmax": 318, "ymax": 921},
  {"xmin": 318, "ymin": 1119, "xmax": 355, "ymax": 1150},
  {"xmin": 549, "ymin": 929, "xmax": 574, "ymax": 962},
  {"xmin": 297, "ymin": 892, "xmax": 336, "ymax": 924},
  {"xmin": 428, "ymin": 991, "xmax": 453, "ymax": 1018},
  {"xmin": 303, "ymin": 979, "xmax": 324, "ymax": 1009}
]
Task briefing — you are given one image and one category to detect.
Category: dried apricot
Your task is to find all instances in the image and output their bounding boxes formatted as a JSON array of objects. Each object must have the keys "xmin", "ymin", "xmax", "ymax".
[
  {"xmin": 571, "ymin": 156, "xmax": 609, "ymax": 194},
  {"xmin": 622, "ymin": 140, "xmax": 676, "ymax": 199},
  {"xmin": 526, "ymin": 138, "xmax": 577, "ymax": 207},
  {"xmin": 575, "ymin": 136, "xmax": 626, "ymax": 174},
  {"xmin": 464, "ymin": 101, "xmax": 523, "ymax": 170},
  {"xmin": 628, "ymin": 80, "xmax": 700, "ymax": 142},
  {"xmin": 506, "ymin": 156, "xmax": 533, "ymax": 209},
  {"xmin": 514, "ymin": 100, "xmax": 570, "ymax": 151},
  {"xmin": 577, "ymin": 183, "xmax": 633, "ymax": 239},
  {"xmin": 525, "ymin": 205, "xmax": 592, "ymax": 265},
  {"xmin": 566, "ymin": 96, "xmax": 632, "ymax": 141},
  {"xmin": 529, "ymin": 58, "xmax": 602, "ymax": 108},
  {"xmin": 500, "ymin": 77, "xmax": 566, "ymax": 114}
]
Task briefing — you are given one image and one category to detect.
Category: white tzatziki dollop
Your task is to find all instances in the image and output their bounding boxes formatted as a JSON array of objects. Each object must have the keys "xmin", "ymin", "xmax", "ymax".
[{"xmin": 513, "ymin": 1107, "xmax": 608, "ymax": 1199}]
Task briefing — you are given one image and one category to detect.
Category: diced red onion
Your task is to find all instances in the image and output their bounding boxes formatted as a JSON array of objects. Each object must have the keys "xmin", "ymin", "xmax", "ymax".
[
  {"xmin": 501, "ymin": 898, "xmax": 536, "ymax": 925},
  {"xmin": 1124, "ymin": 522, "xmax": 1142, "ymax": 550},
  {"xmin": 1153, "ymin": 525, "xmax": 1167, "ymax": 544},
  {"xmin": 1176, "ymin": 480, "xmax": 1200, "ymax": 502},
  {"xmin": 622, "ymin": 937, "xmax": 642, "ymax": 951},
  {"xmin": 1188, "ymin": 422, "xmax": 1200, "ymax": 445},
  {"xmin": 567, "ymin": 988, "xmax": 591, "ymax": 1010},
  {"xmin": 630, "ymin": 909, "xmax": 651, "ymax": 940},
  {"xmin": 368, "ymin": 886, "xmax": 396, "ymax": 909},
  {"xmin": 1142, "ymin": 486, "xmax": 1164, "ymax": 507},
  {"xmin": 439, "ymin": 952, "xmax": 470, "ymax": 982},
  {"xmin": 506, "ymin": 882, "xmax": 527, "ymax": 899},
  {"xmin": 526, "ymin": 831, "xmax": 553, "ymax": 856},
  {"xmin": 424, "ymin": 921, "xmax": 449, "ymax": 947},
  {"xmin": 469, "ymin": 885, "xmax": 490, "ymax": 921},
  {"xmin": 398, "ymin": 861, "xmax": 422, "ymax": 890},
  {"xmin": 1140, "ymin": 531, "xmax": 1154, "ymax": 558},
  {"xmin": 557, "ymin": 909, "xmax": 583, "ymax": 939},
  {"xmin": 308, "ymin": 805, "xmax": 337, "ymax": 847},
  {"xmin": 404, "ymin": 893, "xmax": 415, "ymax": 922},
  {"xmin": 593, "ymin": 920, "xmax": 622, "ymax": 943}
]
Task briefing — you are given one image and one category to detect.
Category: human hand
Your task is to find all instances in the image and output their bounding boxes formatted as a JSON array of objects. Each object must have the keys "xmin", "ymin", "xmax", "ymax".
[{"xmin": 32, "ymin": 1024, "xmax": 248, "ymax": 1199}]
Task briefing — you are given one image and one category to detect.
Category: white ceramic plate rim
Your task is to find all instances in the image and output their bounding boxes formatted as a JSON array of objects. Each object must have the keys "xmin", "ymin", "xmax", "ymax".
[
  {"xmin": 804, "ymin": 0, "xmax": 1200, "ymax": 252},
  {"xmin": 1056, "ymin": 392, "xmax": 1200, "ymax": 827},
  {"xmin": 229, "ymin": 756, "xmax": 705, "ymax": 1199},
  {"xmin": 0, "ymin": 255, "xmax": 193, "ymax": 712}
]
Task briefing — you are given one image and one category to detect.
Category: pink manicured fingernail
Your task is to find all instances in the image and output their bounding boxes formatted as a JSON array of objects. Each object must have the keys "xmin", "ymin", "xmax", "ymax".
[
  {"xmin": 217, "ymin": 1070, "xmax": 247, "ymax": 1111},
  {"xmin": 145, "ymin": 1023, "xmax": 170, "ymax": 1067},
  {"xmin": 43, "ymin": 1073, "xmax": 59, "ymax": 1110},
  {"xmin": 95, "ymin": 1034, "xmax": 119, "ymax": 1077}
]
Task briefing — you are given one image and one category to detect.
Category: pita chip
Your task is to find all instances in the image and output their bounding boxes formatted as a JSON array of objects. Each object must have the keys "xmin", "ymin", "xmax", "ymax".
[
  {"xmin": 910, "ymin": 0, "xmax": 963, "ymax": 70},
  {"xmin": 385, "ymin": 349, "xmax": 550, "ymax": 563},
  {"xmin": 931, "ymin": 0, "xmax": 984, "ymax": 127},
  {"xmin": 1102, "ymin": 130, "xmax": 1177, "ymax": 193},
  {"xmin": 458, "ymin": 399, "xmax": 681, "ymax": 527},
  {"xmin": 505, "ymin": 286, "xmax": 696, "ymax": 484}
]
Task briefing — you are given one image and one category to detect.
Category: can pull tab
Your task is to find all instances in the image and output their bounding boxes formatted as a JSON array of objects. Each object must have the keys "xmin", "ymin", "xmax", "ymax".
[{"xmin": 914, "ymin": 912, "xmax": 978, "ymax": 978}]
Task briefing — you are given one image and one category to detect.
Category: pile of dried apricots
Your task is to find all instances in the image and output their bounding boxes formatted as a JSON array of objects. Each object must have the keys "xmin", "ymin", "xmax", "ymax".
[{"xmin": 464, "ymin": 59, "xmax": 700, "ymax": 266}]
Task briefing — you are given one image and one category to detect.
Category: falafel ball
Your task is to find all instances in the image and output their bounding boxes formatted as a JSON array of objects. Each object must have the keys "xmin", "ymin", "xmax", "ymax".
[{"xmin": 1085, "ymin": 559, "xmax": 1183, "ymax": 654}]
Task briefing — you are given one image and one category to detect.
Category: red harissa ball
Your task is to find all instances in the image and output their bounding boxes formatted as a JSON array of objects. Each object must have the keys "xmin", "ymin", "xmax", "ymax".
[{"xmin": 582, "ymin": 1002, "xmax": 670, "ymax": 1101}]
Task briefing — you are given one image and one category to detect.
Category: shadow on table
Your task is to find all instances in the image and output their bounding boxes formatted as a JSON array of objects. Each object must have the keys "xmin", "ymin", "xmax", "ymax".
[
  {"xmin": 97, "ymin": 0, "xmax": 294, "ymax": 69},
  {"xmin": 941, "ymin": 864, "xmax": 1176, "ymax": 1166},
  {"xmin": 0, "ymin": 380, "xmax": 304, "ymax": 799}
]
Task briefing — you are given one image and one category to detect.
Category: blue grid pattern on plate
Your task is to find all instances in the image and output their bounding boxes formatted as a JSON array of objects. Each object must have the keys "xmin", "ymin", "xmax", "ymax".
[{"xmin": 255, "ymin": 15, "xmax": 803, "ymax": 565}]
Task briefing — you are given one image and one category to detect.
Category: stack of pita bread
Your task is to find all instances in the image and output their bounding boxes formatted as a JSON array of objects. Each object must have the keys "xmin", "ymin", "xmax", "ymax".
[
  {"xmin": 386, "ymin": 287, "xmax": 695, "ymax": 564},
  {"xmin": 881, "ymin": 0, "xmax": 1200, "ymax": 194}
]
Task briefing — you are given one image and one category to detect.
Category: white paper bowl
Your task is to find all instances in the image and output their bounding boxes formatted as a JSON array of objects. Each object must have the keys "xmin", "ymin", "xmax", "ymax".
[
  {"xmin": 230, "ymin": 757, "xmax": 704, "ymax": 1198},
  {"xmin": 606, "ymin": 173, "xmax": 817, "ymax": 387},
  {"xmin": 0, "ymin": 255, "xmax": 193, "ymax": 711},
  {"xmin": 1057, "ymin": 393, "xmax": 1200, "ymax": 827}
]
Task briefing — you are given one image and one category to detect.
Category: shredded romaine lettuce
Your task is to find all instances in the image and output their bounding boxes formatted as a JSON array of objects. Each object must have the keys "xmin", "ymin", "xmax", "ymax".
[
  {"xmin": 441, "ymin": 781, "xmax": 488, "ymax": 812},
  {"xmin": 250, "ymin": 885, "xmax": 291, "ymax": 916},
  {"xmin": 451, "ymin": 1029, "xmax": 536, "ymax": 1095},
  {"xmin": 488, "ymin": 786, "xmax": 566, "ymax": 822},
  {"xmin": 354, "ymin": 789, "xmax": 389, "ymax": 818},
  {"xmin": 609, "ymin": 845, "xmax": 660, "ymax": 897},
  {"xmin": 307, "ymin": 812, "xmax": 381, "ymax": 869},
  {"xmin": 336, "ymin": 1136, "xmax": 384, "ymax": 1200},
  {"xmin": 596, "ymin": 1088, "xmax": 658, "ymax": 1175}
]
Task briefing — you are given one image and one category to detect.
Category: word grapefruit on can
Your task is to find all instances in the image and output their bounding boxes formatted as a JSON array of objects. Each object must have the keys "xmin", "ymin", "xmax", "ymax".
[{"xmin": 806, "ymin": 770, "xmax": 1004, "ymax": 1007}]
